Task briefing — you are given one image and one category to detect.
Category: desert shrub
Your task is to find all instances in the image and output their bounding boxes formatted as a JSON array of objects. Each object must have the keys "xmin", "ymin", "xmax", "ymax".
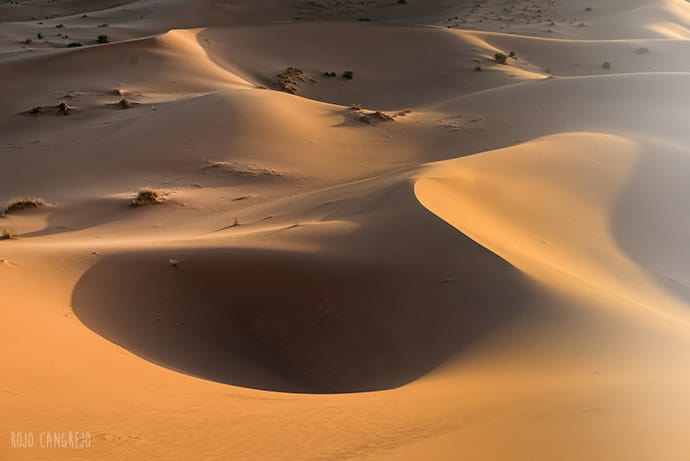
[
  {"xmin": 3, "ymin": 198, "xmax": 44, "ymax": 216},
  {"xmin": 118, "ymin": 97, "xmax": 133, "ymax": 108},
  {"xmin": 130, "ymin": 188, "xmax": 163, "ymax": 207},
  {"xmin": 602, "ymin": 61, "xmax": 611, "ymax": 69},
  {"xmin": 97, "ymin": 35, "xmax": 109, "ymax": 44},
  {"xmin": 1, "ymin": 228, "xmax": 16, "ymax": 240},
  {"xmin": 342, "ymin": 70, "xmax": 354, "ymax": 79},
  {"xmin": 494, "ymin": 52, "xmax": 508, "ymax": 64},
  {"xmin": 57, "ymin": 101, "xmax": 72, "ymax": 115},
  {"xmin": 275, "ymin": 67, "xmax": 305, "ymax": 94},
  {"xmin": 359, "ymin": 111, "xmax": 395, "ymax": 124},
  {"xmin": 67, "ymin": 42, "xmax": 82, "ymax": 47}
]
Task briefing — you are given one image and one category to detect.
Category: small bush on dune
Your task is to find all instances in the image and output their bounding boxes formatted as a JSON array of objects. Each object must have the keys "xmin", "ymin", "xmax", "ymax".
[
  {"xmin": 97, "ymin": 35, "xmax": 109, "ymax": 44},
  {"xmin": 118, "ymin": 97, "xmax": 133, "ymax": 108},
  {"xmin": 130, "ymin": 188, "xmax": 163, "ymax": 207},
  {"xmin": 275, "ymin": 67, "xmax": 305, "ymax": 94},
  {"xmin": 359, "ymin": 110, "xmax": 395, "ymax": 124},
  {"xmin": 1, "ymin": 228, "xmax": 16, "ymax": 240},
  {"xmin": 67, "ymin": 42, "xmax": 83, "ymax": 47},
  {"xmin": 494, "ymin": 52, "xmax": 508, "ymax": 64},
  {"xmin": 3, "ymin": 198, "xmax": 44, "ymax": 216},
  {"xmin": 342, "ymin": 70, "xmax": 354, "ymax": 79},
  {"xmin": 57, "ymin": 101, "xmax": 73, "ymax": 115}
]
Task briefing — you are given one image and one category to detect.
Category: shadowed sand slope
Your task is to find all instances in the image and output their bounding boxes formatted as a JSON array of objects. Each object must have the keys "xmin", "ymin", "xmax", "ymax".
[
  {"xmin": 611, "ymin": 137, "xmax": 690, "ymax": 306},
  {"xmin": 71, "ymin": 180, "xmax": 535, "ymax": 393}
]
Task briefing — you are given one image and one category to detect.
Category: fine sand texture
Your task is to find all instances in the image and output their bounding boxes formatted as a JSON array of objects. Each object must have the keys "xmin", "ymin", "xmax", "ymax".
[{"xmin": 3, "ymin": 0, "xmax": 690, "ymax": 460}]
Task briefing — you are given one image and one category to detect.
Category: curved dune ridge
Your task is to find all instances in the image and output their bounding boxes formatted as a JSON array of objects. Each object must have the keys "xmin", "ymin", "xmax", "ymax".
[
  {"xmin": 4, "ymin": 0, "xmax": 690, "ymax": 460},
  {"xmin": 415, "ymin": 132, "xmax": 690, "ymax": 319}
]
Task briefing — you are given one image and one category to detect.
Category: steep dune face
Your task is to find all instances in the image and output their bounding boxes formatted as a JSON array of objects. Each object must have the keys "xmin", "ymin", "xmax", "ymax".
[
  {"xmin": 415, "ymin": 133, "xmax": 690, "ymax": 319},
  {"xmin": 611, "ymin": 137, "xmax": 690, "ymax": 306},
  {"xmin": 71, "ymin": 178, "xmax": 535, "ymax": 393}
]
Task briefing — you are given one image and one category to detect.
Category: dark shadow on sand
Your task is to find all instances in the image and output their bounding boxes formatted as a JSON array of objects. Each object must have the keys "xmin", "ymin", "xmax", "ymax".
[{"xmin": 71, "ymin": 182, "xmax": 536, "ymax": 393}]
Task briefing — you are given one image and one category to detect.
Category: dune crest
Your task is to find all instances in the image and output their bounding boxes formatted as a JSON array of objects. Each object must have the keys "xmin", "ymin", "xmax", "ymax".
[{"xmin": 415, "ymin": 133, "xmax": 690, "ymax": 319}]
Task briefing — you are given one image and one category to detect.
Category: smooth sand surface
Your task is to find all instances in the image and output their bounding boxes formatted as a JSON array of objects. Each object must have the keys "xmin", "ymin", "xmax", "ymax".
[{"xmin": 2, "ymin": 0, "xmax": 690, "ymax": 459}]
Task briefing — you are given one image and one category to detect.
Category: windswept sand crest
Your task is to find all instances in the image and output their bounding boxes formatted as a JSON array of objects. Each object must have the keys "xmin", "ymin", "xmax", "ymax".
[{"xmin": 415, "ymin": 132, "xmax": 690, "ymax": 319}]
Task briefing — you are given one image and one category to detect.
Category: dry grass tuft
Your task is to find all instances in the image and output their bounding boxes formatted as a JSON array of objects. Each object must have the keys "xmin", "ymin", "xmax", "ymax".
[
  {"xmin": 1, "ymin": 228, "xmax": 16, "ymax": 240},
  {"xmin": 130, "ymin": 188, "xmax": 163, "ymax": 207},
  {"xmin": 3, "ymin": 198, "xmax": 45, "ymax": 216},
  {"xmin": 57, "ymin": 101, "xmax": 73, "ymax": 115},
  {"xmin": 118, "ymin": 97, "xmax": 133, "ymax": 109},
  {"xmin": 275, "ymin": 67, "xmax": 305, "ymax": 94},
  {"xmin": 359, "ymin": 110, "xmax": 395, "ymax": 124}
]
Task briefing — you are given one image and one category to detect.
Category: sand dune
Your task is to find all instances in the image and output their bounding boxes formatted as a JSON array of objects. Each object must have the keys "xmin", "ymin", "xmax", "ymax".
[
  {"xmin": 3, "ymin": 0, "xmax": 690, "ymax": 460},
  {"xmin": 416, "ymin": 132, "xmax": 690, "ymax": 318},
  {"xmin": 199, "ymin": 23, "xmax": 545, "ymax": 108}
]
